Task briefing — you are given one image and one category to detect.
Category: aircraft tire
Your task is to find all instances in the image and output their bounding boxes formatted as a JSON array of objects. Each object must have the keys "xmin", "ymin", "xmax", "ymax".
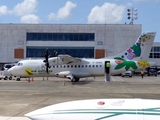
[
  {"xmin": 75, "ymin": 78, "xmax": 79, "ymax": 82},
  {"xmin": 4, "ymin": 77, "xmax": 8, "ymax": 80},
  {"xmin": 16, "ymin": 78, "xmax": 21, "ymax": 81},
  {"xmin": 71, "ymin": 77, "xmax": 75, "ymax": 82}
]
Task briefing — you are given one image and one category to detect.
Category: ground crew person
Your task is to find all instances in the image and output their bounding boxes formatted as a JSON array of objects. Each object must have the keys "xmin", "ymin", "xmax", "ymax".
[
  {"xmin": 141, "ymin": 70, "xmax": 144, "ymax": 78},
  {"xmin": 106, "ymin": 62, "xmax": 110, "ymax": 68}
]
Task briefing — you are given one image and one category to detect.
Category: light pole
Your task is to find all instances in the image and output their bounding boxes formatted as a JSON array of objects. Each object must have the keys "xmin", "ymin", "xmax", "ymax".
[{"xmin": 127, "ymin": 8, "xmax": 138, "ymax": 24}]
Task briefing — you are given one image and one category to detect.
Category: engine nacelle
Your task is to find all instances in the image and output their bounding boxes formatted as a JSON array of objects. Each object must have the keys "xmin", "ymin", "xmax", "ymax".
[{"xmin": 55, "ymin": 71, "xmax": 71, "ymax": 78}]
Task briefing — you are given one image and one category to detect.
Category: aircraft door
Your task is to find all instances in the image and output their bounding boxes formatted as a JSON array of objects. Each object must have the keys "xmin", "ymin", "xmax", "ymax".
[{"xmin": 104, "ymin": 61, "xmax": 110, "ymax": 82}]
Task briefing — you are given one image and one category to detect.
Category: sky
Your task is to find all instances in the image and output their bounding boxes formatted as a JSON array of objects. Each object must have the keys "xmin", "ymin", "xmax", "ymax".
[{"xmin": 0, "ymin": 0, "xmax": 160, "ymax": 41}]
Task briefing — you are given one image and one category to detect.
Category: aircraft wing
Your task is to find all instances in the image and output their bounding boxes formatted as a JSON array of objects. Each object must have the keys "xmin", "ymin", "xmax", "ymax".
[{"xmin": 58, "ymin": 54, "xmax": 81, "ymax": 64}]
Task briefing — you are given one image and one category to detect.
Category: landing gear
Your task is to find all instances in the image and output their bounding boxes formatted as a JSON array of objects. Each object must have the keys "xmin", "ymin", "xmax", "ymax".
[
  {"xmin": 71, "ymin": 77, "xmax": 79, "ymax": 82},
  {"xmin": 9, "ymin": 76, "xmax": 12, "ymax": 80},
  {"xmin": 16, "ymin": 77, "xmax": 21, "ymax": 81}
]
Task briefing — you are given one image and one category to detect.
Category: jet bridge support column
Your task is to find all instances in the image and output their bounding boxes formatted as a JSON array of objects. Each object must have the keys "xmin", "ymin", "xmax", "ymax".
[{"xmin": 105, "ymin": 61, "xmax": 110, "ymax": 82}]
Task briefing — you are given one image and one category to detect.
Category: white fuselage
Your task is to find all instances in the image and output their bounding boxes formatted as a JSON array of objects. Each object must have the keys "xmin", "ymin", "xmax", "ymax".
[
  {"xmin": 25, "ymin": 98, "xmax": 160, "ymax": 120},
  {"xmin": 8, "ymin": 58, "xmax": 156, "ymax": 79},
  {"xmin": 8, "ymin": 58, "xmax": 134, "ymax": 77}
]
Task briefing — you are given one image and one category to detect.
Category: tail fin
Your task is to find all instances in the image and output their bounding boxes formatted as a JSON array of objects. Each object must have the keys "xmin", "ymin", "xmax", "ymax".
[{"xmin": 109, "ymin": 32, "xmax": 156, "ymax": 61}]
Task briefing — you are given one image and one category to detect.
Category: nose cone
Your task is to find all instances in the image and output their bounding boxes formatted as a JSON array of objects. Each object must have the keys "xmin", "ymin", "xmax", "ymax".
[
  {"xmin": 8, "ymin": 66, "xmax": 23, "ymax": 76},
  {"xmin": 7, "ymin": 67, "xmax": 15, "ymax": 76}
]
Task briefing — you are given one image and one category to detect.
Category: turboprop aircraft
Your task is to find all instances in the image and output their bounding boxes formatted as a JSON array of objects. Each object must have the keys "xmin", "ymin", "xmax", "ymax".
[
  {"xmin": 25, "ymin": 98, "xmax": 160, "ymax": 120},
  {"xmin": 8, "ymin": 32, "xmax": 156, "ymax": 82}
]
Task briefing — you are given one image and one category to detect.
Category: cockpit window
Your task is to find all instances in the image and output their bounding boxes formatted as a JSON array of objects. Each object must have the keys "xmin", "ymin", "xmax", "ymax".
[{"xmin": 17, "ymin": 62, "xmax": 23, "ymax": 66}]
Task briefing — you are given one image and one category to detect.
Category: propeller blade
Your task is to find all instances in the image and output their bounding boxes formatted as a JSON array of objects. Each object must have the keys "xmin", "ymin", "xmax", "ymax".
[{"xmin": 44, "ymin": 48, "xmax": 49, "ymax": 73}]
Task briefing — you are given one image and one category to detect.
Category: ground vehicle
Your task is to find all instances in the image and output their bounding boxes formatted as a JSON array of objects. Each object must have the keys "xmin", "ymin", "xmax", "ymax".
[
  {"xmin": 149, "ymin": 69, "xmax": 157, "ymax": 76},
  {"xmin": 3, "ymin": 64, "xmax": 15, "ymax": 80},
  {"xmin": 122, "ymin": 71, "xmax": 132, "ymax": 77},
  {"xmin": 157, "ymin": 70, "xmax": 160, "ymax": 75}
]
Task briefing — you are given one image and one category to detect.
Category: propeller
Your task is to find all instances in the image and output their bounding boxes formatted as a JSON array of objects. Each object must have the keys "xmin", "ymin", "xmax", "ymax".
[
  {"xmin": 54, "ymin": 50, "xmax": 58, "ymax": 57},
  {"xmin": 43, "ymin": 48, "xmax": 50, "ymax": 73}
]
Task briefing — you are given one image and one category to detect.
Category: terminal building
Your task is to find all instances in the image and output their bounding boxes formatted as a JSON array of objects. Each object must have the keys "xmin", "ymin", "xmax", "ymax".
[{"xmin": 0, "ymin": 24, "xmax": 159, "ymax": 69}]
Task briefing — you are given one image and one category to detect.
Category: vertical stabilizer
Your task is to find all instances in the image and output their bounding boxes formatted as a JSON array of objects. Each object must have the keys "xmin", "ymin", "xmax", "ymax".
[{"xmin": 108, "ymin": 32, "xmax": 156, "ymax": 61}]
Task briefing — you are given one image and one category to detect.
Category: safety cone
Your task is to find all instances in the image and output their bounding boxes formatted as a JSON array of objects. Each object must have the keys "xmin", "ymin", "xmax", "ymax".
[
  {"xmin": 32, "ymin": 77, "xmax": 34, "ymax": 82},
  {"xmin": 28, "ymin": 78, "xmax": 30, "ymax": 82}
]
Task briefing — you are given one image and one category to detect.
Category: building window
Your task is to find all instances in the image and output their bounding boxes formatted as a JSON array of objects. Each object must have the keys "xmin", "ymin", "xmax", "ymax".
[
  {"xmin": 26, "ymin": 47, "xmax": 94, "ymax": 58},
  {"xmin": 26, "ymin": 33, "xmax": 95, "ymax": 41},
  {"xmin": 149, "ymin": 46, "xmax": 160, "ymax": 58}
]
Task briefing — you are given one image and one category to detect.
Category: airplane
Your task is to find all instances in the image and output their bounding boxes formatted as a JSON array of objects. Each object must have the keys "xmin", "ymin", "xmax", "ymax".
[
  {"xmin": 8, "ymin": 32, "xmax": 156, "ymax": 82},
  {"xmin": 25, "ymin": 98, "xmax": 160, "ymax": 120}
]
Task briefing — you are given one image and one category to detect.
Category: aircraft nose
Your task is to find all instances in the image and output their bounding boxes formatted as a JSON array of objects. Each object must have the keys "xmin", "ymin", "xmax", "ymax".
[{"xmin": 7, "ymin": 67, "xmax": 15, "ymax": 75}]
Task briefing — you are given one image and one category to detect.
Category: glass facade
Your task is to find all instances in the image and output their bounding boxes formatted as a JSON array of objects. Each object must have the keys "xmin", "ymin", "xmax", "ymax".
[
  {"xmin": 27, "ymin": 33, "xmax": 95, "ymax": 41},
  {"xmin": 26, "ymin": 47, "xmax": 94, "ymax": 58},
  {"xmin": 149, "ymin": 46, "xmax": 160, "ymax": 58}
]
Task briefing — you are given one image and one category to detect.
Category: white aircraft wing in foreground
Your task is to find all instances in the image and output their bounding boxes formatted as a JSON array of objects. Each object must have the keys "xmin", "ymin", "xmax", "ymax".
[
  {"xmin": 25, "ymin": 98, "xmax": 160, "ymax": 120},
  {"xmin": 8, "ymin": 32, "xmax": 156, "ymax": 82}
]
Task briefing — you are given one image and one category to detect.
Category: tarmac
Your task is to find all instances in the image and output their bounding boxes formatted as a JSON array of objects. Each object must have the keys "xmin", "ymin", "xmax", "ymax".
[{"xmin": 0, "ymin": 75, "xmax": 160, "ymax": 120}]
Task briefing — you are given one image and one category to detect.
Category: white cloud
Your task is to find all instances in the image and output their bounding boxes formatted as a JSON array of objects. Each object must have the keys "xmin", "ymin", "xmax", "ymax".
[
  {"xmin": 88, "ymin": 3, "xmax": 126, "ymax": 24},
  {"xmin": 0, "ymin": 0, "xmax": 41, "ymax": 23},
  {"xmin": 0, "ymin": 5, "xmax": 8, "ymax": 16},
  {"xmin": 48, "ymin": 1, "xmax": 76, "ymax": 20},
  {"xmin": 13, "ymin": 0, "xmax": 38, "ymax": 16},
  {"xmin": 20, "ymin": 14, "xmax": 41, "ymax": 23}
]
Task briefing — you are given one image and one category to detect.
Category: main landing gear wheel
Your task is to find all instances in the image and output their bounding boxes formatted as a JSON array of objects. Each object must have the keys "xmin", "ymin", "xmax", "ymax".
[
  {"xmin": 71, "ymin": 77, "xmax": 79, "ymax": 82},
  {"xmin": 16, "ymin": 78, "xmax": 21, "ymax": 81}
]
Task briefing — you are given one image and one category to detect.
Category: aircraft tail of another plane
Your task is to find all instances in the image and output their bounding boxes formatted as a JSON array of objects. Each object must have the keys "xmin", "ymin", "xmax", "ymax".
[{"xmin": 108, "ymin": 32, "xmax": 156, "ymax": 61}]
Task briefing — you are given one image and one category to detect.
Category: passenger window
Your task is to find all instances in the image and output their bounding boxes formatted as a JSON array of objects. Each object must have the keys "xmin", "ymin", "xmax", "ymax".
[
  {"xmin": 85, "ymin": 65, "xmax": 87, "ymax": 67},
  {"xmin": 96, "ymin": 65, "xmax": 98, "ymax": 67},
  {"xmin": 92, "ymin": 65, "xmax": 94, "ymax": 67},
  {"xmin": 78, "ymin": 65, "xmax": 80, "ymax": 68},
  {"xmin": 75, "ymin": 65, "xmax": 77, "ymax": 68}
]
